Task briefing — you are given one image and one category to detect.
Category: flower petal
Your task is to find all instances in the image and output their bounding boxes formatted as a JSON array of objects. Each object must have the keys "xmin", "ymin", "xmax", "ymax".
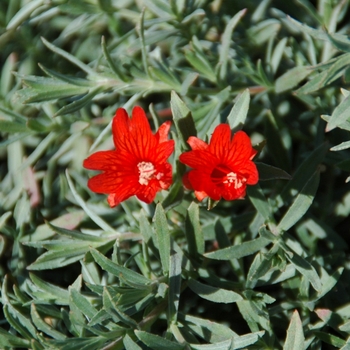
[
  {"xmin": 187, "ymin": 136, "xmax": 208, "ymax": 150},
  {"xmin": 208, "ymin": 124, "xmax": 232, "ymax": 161},
  {"xmin": 227, "ymin": 131, "xmax": 256, "ymax": 167},
  {"xmin": 241, "ymin": 161, "xmax": 259, "ymax": 185},
  {"xmin": 156, "ymin": 121, "xmax": 172, "ymax": 143},
  {"xmin": 188, "ymin": 170, "xmax": 221, "ymax": 201},
  {"xmin": 83, "ymin": 150, "xmax": 119, "ymax": 171},
  {"xmin": 155, "ymin": 140, "xmax": 175, "ymax": 163},
  {"xmin": 179, "ymin": 150, "xmax": 217, "ymax": 170}
]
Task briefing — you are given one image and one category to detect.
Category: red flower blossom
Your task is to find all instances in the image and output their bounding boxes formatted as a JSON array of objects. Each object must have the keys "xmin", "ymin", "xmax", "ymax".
[
  {"xmin": 83, "ymin": 106, "xmax": 174, "ymax": 207},
  {"xmin": 179, "ymin": 124, "xmax": 258, "ymax": 201}
]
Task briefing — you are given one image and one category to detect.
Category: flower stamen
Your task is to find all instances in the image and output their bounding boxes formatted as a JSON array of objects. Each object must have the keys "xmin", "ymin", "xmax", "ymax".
[
  {"xmin": 223, "ymin": 172, "xmax": 246, "ymax": 189},
  {"xmin": 138, "ymin": 161, "xmax": 157, "ymax": 185}
]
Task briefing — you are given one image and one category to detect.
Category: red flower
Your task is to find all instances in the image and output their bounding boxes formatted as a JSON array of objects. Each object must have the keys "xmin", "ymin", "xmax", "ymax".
[
  {"xmin": 83, "ymin": 106, "xmax": 174, "ymax": 207},
  {"xmin": 179, "ymin": 124, "xmax": 258, "ymax": 201}
]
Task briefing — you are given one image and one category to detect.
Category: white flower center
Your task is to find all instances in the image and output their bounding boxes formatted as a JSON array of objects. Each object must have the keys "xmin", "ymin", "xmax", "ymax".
[
  {"xmin": 223, "ymin": 172, "xmax": 245, "ymax": 189},
  {"xmin": 137, "ymin": 161, "xmax": 158, "ymax": 185}
]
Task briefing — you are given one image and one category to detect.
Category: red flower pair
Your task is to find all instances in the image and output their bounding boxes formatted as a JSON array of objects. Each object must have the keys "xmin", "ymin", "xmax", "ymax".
[{"xmin": 83, "ymin": 106, "xmax": 259, "ymax": 207}]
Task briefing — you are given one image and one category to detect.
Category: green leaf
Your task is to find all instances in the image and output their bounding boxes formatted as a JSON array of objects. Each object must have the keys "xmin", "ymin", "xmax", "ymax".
[
  {"xmin": 4, "ymin": 304, "xmax": 37, "ymax": 340},
  {"xmin": 205, "ymin": 237, "xmax": 270, "ymax": 260},
  {"xmin": 153, "ymin": 203, "xmax": 170, "ymax": 275},
  {"xmin": 314, "ymin": 331, "xmax": 346, "ymax": 348},
  {"xmin": 283, "ymin": 310, "xmax": 305, "ymax": 350},
  {"xmin": 275, "ymin": 66, "xmax": 313, "ymax": 93},
  {"xmin": 70, "ymin": 288, "xmax": 97, "ymax": 320},
  {"xmin": 227, "ymin": 89, "xmax": 250, "ymax": 131},
  {"xmin": 29, "ymin": 273, "xmax": 69, "ymax": 304},
  {"xmin": 27, "ymin": 247, "xmax": 88, "ymax": 270},
  {"xmin": 0, "ymin": 328, "xmax": 31, "ymax": 348},
  {"xmin": 123, "ymin": 334, "xmax": 142, "ymax": 350},
  {"xmin": 279, "ymin": 143, "xmax": 326, "ymax": 205},
  {"xmin": 135, "ymin": 330, "xmax": 185, "ymax": 350},
  {"xmin": 66, "ymin": 170, "xmax": 116, "ymax": 233},
  {"xmin": 41, "ymin": 37, "xmax": 96, "ymax": 76},
  {"xmin": 189, "ymin": 331, "xmax": 265, "ymax": 350},
  {"xmin": 91, "ymin": 248, "xmax": 152, "ymax": 287},
  {"xmin": 325, "ymin": 94, "xmax": 350, "ymax": 132},
  {"xmin": 321, "ymin": 53, "xmax": 350, "ymax": 88},
  {"xmin": 55, "ymin": 86, "xmax": 104, "ymax": 116},
  {"xmin": 30, "ymin": 304, "xmax": 66, "ymax": 340},
  {"xmin": 188, "ymin": 279, "xmax": 243, "ymax": 303},
  {"xmin": 16, "ymin": 75, "xmax": 89, "ymax": 103},
  {"xmin": 143, "ymin": 0, "xmax": 174, "ymax": 18},
  {"xmin": 168, "ymin": 250, "xmax": 182, "ymax": 323},
  {"xmin": 171, "ymin": 91, "xmax": 197, "ymax": 148},
  {"xmin": 330, "ymin": 140, "xmax": 350, "ymax": 151},
  {"xmin": 247, "ymin": 185, "xmax": 271, "ymax": 221},
  {"xmin": 101, "ymin": 36, "xmax": 129, "ymax": 82},
  {"xmin": 180, "ymin": 314, "xmax": 237, "ymax": 343},
  {"xmin": 218, "ymin": 9, "xmax": 247, "ymax": 80},
  {"xmin": 0, "ymin": 120, "xmax": 28, "ymax": 133},
  {"xmin": 256, "ymin": 162, "xmax": 292, "ymax": 181},
  {"xmin": 6, "ymin": 0, "xmax": 44, "ymax": 30},
  {"xmin": 184, "ymin": 39, "xmax": 217, "ymax": 83},
  {"xmin": 277, "ymin": 170, "xmax": 320, "ymax": 232},
  {"xmin": 283, "ymin": 248, "xmax": 322, "ymax": 292},
  {"xmin": 185, "ymin": 202, "xmax": 204, "ymax": 256}
]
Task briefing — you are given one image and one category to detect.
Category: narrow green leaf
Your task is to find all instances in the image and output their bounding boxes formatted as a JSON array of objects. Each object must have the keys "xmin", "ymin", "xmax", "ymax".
[
  {"xmin": 38, "ymin": 64, "xmax": 94, "ymax": 87},
  {"xmin": 0, "ymin": 327, "xmax": 31, "ymax": 348},
  {"xmin": 284, "ymin": 249, "xmax": 322, "ymax": 292},
  {"xmin": 189, "ymin": 331, "xmax": 265, "ymax": 350},
  {"xmin": 330, "ymin": 140, "xmax": 350, "ymax": 151},
  {"xmin": 153, "ymin": 203, "xmax": 170, "ymax": 275},
  {"xmin": 135, "ymin": 330, "xmax": 185, "ymax": 350},
  {"xmin": 171, "ymin": 91, "xmax": 197, "ymax": 148},
  {"xmin": 283, "ymin": 310, "xmax": 304, "ymax": 350},
  {"xmin": 70, "ymin": 288, "xmax": 97, "ymax": 320},
  {"xmin": 6, "ymin": 0, "xmax": 44, "ymax": 30},
  {"xmin": 205, "ymin": 237, "xmax": 270, "ymax": 260},
  {"xmin": 180, "ymin": 314, "xmax": 237, "ymax": 343},
  {"xmin": 29, "ymin": 273, "xmax": 69, "ymax": 304},
  {"xmin": 17, "ymin": 75, "xmax": 89, "ymax": 103},
  {"xmin": 279, "ymin": 143, "xmax": 326, "ymax": 205},
  {"xmin": 55, "ymin": 86, "xmax": 104, "ymax": 116},
  {"xmin": 41, "ymin": 37, "xmax": 96, "ymax": 76},
  {"xmin": 168, "ymin": 250, "xmax": 182, "ymax": 323},
  {"xmin": 143, "ymin": 0, "xmax": 174, "ymax": 18},
  {"xmin": 295, "ymin": 70, "xmax": 328, "ymax": 95},
  {"xmin": 184, "ymin": 47, "xmax": 216, "ymax": 83},
  {"xmin": 321, "ymin": 52, "xmax": 350, "ymax": 88},
  {"xmin": 0, "ymin": 120, "xmax": 27, "ymax": 133},
  {"xmin": 27, "ymin": 247, "xmax": 87, "ymax": 270},
  {"xmin": 314, "ymin": 331, "xmax": 346, "ymax": 348},
  {"xmin": 123, "ymin": 334, "xmax": 142, "ymax": 350},
  {"xmin": 219, "ymin": 9, "xmax": 247, "ymax": 79},
  {"xmin": 271, "ymin": 37, "xmax": 288, "ymax": 74},
  {"xmin": 185, "ymin": 202, "xmax": 204, "ymax": 256},
  {"xmin": 275, "ymin": 66, "xmax": 312, "ymax": 93},
  {"xmin": 326, "ymin": 94, "xmax": 350, "ymax": 132},
  {"xmin": 256, "ymin": 162, "xmax": 292, "ymax": 181},
  {"xmin": 4, "ymin": 304, "xmax": 37, "ymax": 340},
  {"xmin": 188, "ymin": 279, "xmax": 243, "ymax": 303},
  {"xmin": 277, "ymin": 170, "xmax": 320, "ymax": 232},
  {"xmin": 30, "ymin": 304, "xmax": 66, "ymax": 340},
  {"xmin": 101, "ymin": 36, "xmax": 129, "ymax": 82},
  {"xmin": 227, "ymin": 89, "xmax": 250, "ymax": 131},
  {"xmin": 90, "ymin": 248, "xmax": 152, "ymax": 286},
  {"xmin": 66, "ymin": 170, "xmax": 117, "ymax": 233},
  {"xmin": 247, "ymin": 185, "xmax": 271, "ymax": 221}
]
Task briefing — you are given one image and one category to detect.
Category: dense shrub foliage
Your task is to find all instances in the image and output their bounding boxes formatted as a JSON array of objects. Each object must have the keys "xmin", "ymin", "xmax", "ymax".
[{"xmin": 1, "ymin": 0, "xmax": 350, "ymax": 349}]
